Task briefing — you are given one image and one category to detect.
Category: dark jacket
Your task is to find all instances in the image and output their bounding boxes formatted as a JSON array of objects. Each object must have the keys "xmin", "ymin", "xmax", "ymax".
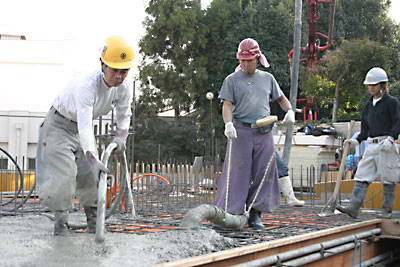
[{"xmin": 357, "ymin": 94, "xmax": 400, "ymax": 143}]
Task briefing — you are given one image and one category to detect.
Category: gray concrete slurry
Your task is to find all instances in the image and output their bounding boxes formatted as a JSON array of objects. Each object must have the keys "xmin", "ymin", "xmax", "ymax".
[{"xmin": 0, "ymin": 213, "xmax": 235, "ymax": 267}]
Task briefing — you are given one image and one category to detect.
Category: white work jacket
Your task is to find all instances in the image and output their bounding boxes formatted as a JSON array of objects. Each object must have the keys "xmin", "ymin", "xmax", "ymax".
[{"xmin": 52, "ymin": 70, "xmax": 132, "ymax": 153}]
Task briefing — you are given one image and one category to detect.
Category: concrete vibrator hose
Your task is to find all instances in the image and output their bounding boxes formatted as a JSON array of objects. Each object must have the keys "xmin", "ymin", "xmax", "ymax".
[
  {"xmin": 96, "ymin": 142, "xmax": 135, "ymax": 243},
  {"xmin": 41, "ymin": 142, "xmax": 135, "ymax": 241}
]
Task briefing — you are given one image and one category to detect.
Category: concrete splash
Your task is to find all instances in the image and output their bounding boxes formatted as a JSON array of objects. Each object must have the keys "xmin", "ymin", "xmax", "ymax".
[{"xmin": 0, "ymin": 213, "xmax": 235, "ymax": 267}]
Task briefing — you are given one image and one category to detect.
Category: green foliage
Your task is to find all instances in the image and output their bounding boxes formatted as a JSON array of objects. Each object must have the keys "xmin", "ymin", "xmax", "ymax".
[
  {"xmin": 135, "ymin": 0, "xmax": 400, "ymax": 162},
  {"xmin": 299, "ymin": 68, "xmax": 335, "ymax": 119},
  {"xmin": 134, "ymin": 115, "xmax": 204, "ymax": 162},
  {"xmin": 300, "ymin": 38, "xmax": 391, "ymax": 121},
  {"xmin": 138, "ymin": 0, "xmax": 207, "ymax": 119},
  {"xmin": 389, "ymin": 80, "xmax": 400, "ymax": 100},
  {"xmin": 333, "ymin": 0, "xmax": 393, "ymax": 43}
]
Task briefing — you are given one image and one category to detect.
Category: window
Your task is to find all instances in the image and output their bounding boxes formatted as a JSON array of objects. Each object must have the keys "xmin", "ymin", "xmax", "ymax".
[
  {"xmin": 0, "ymin": 158, "xmax": 8, "ymax": 169},
  {"xmin": 28, "ymin": 158, "xmax": 36, "ymax": 170}
]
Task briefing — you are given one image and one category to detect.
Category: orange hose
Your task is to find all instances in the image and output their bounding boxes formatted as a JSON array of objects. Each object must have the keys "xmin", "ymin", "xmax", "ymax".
[{"xmin": 132, "ymin": 174, "xmax": 170, "ymax": 184}]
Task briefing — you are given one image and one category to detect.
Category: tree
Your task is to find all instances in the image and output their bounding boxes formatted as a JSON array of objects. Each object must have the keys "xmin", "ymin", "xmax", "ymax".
[
  {"xmin": 332, "ymin": 0, "xmax": 393, "ymax": 43},
  {"xmin": 191, "ymin": 0, "xmax": 235, "ymax": 135},
  {"xmin": 138, "ymin": 0, "xmax": 207, "ymax": 124},
  {"xmin": 134, "ymin": 115, "xmax": 204, "ymax": 162},
  {"xmin": 135, "ymin": 0, "xmax": 400, "ymax": 162},
  {"xmin": 300, "ymin": 38, "xmax": 391, "ymax": 122}
]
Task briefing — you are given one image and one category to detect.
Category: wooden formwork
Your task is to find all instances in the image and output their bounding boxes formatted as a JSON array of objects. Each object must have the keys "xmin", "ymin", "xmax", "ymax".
[{"xmin": 156, "ymin": 219, "xmax": 400, "ymax": 267}]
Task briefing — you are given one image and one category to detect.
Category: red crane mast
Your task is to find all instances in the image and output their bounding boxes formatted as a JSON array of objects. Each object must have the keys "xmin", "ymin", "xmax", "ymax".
[
  {"xmin": 289, "ymin": 0, "xmax": 336, "ymax": 121},
  {"xmin": 288, "ymin": 0, "xmax": 335, "ymax": 68}
]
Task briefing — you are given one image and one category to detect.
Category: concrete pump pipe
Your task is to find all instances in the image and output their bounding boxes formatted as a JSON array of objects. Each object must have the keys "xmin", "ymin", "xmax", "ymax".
[{"xmin": 180, "ymin": 204, "xmax": 249, "ymax": 230}]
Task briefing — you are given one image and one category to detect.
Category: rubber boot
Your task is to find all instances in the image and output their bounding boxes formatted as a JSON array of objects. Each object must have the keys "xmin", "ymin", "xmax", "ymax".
[
  {"xmin": 377, "ymin": 184, "xmax": 396, "ymax": 219},
  {"xmin": 84, "ymin": 206, "xmax": 97, "ymax": 233},
  {"xmin": 54, "ymin": 210, "xmax": 69, "ymax": 235},
  {"xmin": 279, "ymin": 176, "xmax": 305, "ymax": 206},
  {"xmin": 248, "ymin": 209, "xmax": 265, "ymax": 230},
  {"xmin": 336, "ymin": 181, "xmax": 369, "ymax": 218}
]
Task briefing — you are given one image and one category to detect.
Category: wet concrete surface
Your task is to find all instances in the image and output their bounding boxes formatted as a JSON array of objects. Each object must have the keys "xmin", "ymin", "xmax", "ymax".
[
  {"xmin": 0, "ymin": 204, "xmax": 392, "ymax": 267},
  {"xmin": 0, "ymin": 213, "xmax": 235, "ymax": 267}
]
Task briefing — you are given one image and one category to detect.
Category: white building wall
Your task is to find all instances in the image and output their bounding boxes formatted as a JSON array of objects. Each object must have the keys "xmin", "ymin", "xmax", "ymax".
[
  {"xmin": 0, "ymin": 39, "xmax": 76, "ymax": 112},
  {"xmin": 0, "ymin": 111, "xmax": 45, "ymax": 169},
  {"xmin": 0, "ymin": 38, "xmax": 123, "ymax": 170},
  {"xmin": 0, "ymin": 110, "xmax": 114, "ymax": 170}
]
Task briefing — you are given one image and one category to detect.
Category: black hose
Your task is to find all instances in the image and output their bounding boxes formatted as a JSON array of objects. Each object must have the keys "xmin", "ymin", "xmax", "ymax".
[
  {"xmin": 3, "ymin": 181, "xmax": 37, "ymax": 212},
  {"xmin": 0, "ymin": 147, "xmax": 24, "ymax": 206},
  {"xmin": 0, "ymin": 147, "xmax": 38, "ymax": 213}
]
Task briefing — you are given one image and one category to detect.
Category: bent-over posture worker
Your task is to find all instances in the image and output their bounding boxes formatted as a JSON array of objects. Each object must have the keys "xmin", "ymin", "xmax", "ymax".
[
  {"xmin": 215, "ymin": 38, "xmax": 295, "ymax": 230},
  {"xmin": 337, "ymin": 67, "xmax": 400, "ymax": 219},
  {"xmin": 36, "ymin": 35, "xmax": 134, "ymax": 235},
  {"xmin": 276, "ymin": 152, "xmax": 305, "ymax": 206}
]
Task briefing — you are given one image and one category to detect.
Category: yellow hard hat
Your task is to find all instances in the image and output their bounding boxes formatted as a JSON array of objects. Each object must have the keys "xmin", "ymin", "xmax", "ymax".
[{"xmin": 100, "ymin": 35, "xmax": 134, "ymax": 69}]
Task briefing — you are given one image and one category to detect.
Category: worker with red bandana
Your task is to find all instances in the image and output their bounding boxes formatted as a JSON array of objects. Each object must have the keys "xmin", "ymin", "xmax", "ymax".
[{"xmin": 215, "ymin": 38, "xmax": 295, "ymax": 229}]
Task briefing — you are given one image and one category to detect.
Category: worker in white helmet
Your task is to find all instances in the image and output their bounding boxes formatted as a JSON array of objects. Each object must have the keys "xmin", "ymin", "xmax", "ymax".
[
  {"xmin": 215, "ymin": 38, "xmax": 295, "ymax": 230},
  {"xmin": 36, "ymin": 35, "xmax": 134, "ymax": 235},
  {"xmin": 337, "ymin": 67, "xmax": 400, "ymax": 219}
]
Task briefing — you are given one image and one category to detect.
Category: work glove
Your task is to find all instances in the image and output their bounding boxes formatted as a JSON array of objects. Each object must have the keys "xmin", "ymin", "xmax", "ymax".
[
  {"xmin": 345, "ymin": 139, "xmax": 359, "ymax": 148},
  {"xmin": 111, "ymin": 128, "xmax": 128, "ymax": 154},
  {"xmin": 379, "ymin": 136, "xmax": 394, "ymax": 152},
  {"xmin": 282, "ymin": 110, "xmax": 295, "ymax": 126},
  {"xmin": 224, "ymin": 122, "xmax": 237, "ymax": 139},
  {"xmin": 86, "ymin": 151, "xmax": 109, "ymax": 184}
]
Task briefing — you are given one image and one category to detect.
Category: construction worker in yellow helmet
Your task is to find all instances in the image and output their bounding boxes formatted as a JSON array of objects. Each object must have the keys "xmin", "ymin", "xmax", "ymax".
[{"xmin": 36, "ymin": 35, "xmax": 134, "ymax": 235}]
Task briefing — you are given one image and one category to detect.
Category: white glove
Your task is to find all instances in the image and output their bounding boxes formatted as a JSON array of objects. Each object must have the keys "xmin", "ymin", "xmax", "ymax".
[
  {"xmin": 379, "ymin": 136, "xmax": 394, "ymax": 152},
  {"xmin": 345, "ymin": 139, "xmax": 359, "ymax": 148},
  {"xmin": 282, "ymin": 110, "xmax": 295, "ymax": 125},
  {"xmin": 86, "ymin": 151, "xmax": 109, "ymax": 183},
  {"xmin": 112, "ymin": 128, "xmax": 128, "ymax": 153},
  {"xmin": 224, "ymin": 122, "xmax": 237, "ymax": 139}
]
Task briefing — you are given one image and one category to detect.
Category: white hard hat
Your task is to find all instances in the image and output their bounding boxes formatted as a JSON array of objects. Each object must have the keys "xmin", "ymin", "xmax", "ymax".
[{"xmin": 363, "ymin": 67, "xmax": 388, "ymax": 85}]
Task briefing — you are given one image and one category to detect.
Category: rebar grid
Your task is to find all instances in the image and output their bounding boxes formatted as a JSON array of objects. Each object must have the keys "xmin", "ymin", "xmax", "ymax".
[
  {"xmin": 0, "ymin": 163, "xmax": 375, "ymax": 217},
  {"xmin": 1, "ymin": 151, "xmax": 385, "ymax": 250},
  {"xmin": 72, "ymin": 206, "xmax": 377, "ymax": 248}
]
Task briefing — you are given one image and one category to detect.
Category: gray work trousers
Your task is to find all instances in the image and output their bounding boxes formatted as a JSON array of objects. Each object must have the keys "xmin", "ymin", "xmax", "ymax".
[
  {"xmin": 36, "ymin": 107, "xmax": 97, "ymax": 211},
  {"xmin": 355, "ymin": 139, "xmax": 400, "ymax": 184},
  {"xmin": 215, "ymin": 121, "xmax": 280, "ymax": 215}
]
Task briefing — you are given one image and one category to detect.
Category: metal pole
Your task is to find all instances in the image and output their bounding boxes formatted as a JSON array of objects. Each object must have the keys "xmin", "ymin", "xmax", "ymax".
[
  {"xmin": 130, "ymin": 81, "xmax": 136, "ymax": 190},
  {"xmin": 327, "ymin": 0, "xmax": 336, "ymax": 46},
  {"xmin": 206, "ymin": 92, "xmax": 214, "ymax": 163},
  {"xmin": 282, "ymin": 0, "xmax": 302, "ymax": 166},
  {"xmin": 211, "ymin": 99, "xmax": 214, "ymax": 163},
  {"xmin": 158, "ymin": 144, "xmax": 160, "ymax": 163}
]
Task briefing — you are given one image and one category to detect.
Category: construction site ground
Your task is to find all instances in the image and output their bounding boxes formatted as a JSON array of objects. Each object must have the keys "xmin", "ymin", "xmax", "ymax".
[{"xmin": 1, "ymin": 198, "xmax": 396, "ymax": 267}]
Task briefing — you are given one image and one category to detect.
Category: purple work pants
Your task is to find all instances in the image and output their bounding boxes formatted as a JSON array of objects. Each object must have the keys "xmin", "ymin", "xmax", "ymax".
[{"xmin": 215, "ymin": 122, "xmax": 280, "ymax": 215}]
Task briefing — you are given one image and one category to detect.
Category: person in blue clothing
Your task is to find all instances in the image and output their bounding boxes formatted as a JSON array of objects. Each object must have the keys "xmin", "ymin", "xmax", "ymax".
[
  {"xmin": 276, "ymin": 152, "xmax": 305, "ymax": 206},
  {"xmin": 337, "ymin": 67, "xmax": 400, "ymax": 219}
]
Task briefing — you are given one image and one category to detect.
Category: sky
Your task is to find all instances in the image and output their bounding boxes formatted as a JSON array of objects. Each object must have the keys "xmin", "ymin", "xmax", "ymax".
[
  {"xmin": 1, "ymin": 0, "xmax": 148, "ymax": 75},
  {"xmin": 1, "ymin": 0, "xmax": 212, "ymax": 74},
  {"xmin": 0, "ymin": 0, "xmax": 212, "ymax": 112},
  {"xmin": 1, "ymin": 0, "xmax": 399, "ymax": 74},
  {"xmin": 0, "ymin": 0, "xmax": 399, "ymax": 112}
]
